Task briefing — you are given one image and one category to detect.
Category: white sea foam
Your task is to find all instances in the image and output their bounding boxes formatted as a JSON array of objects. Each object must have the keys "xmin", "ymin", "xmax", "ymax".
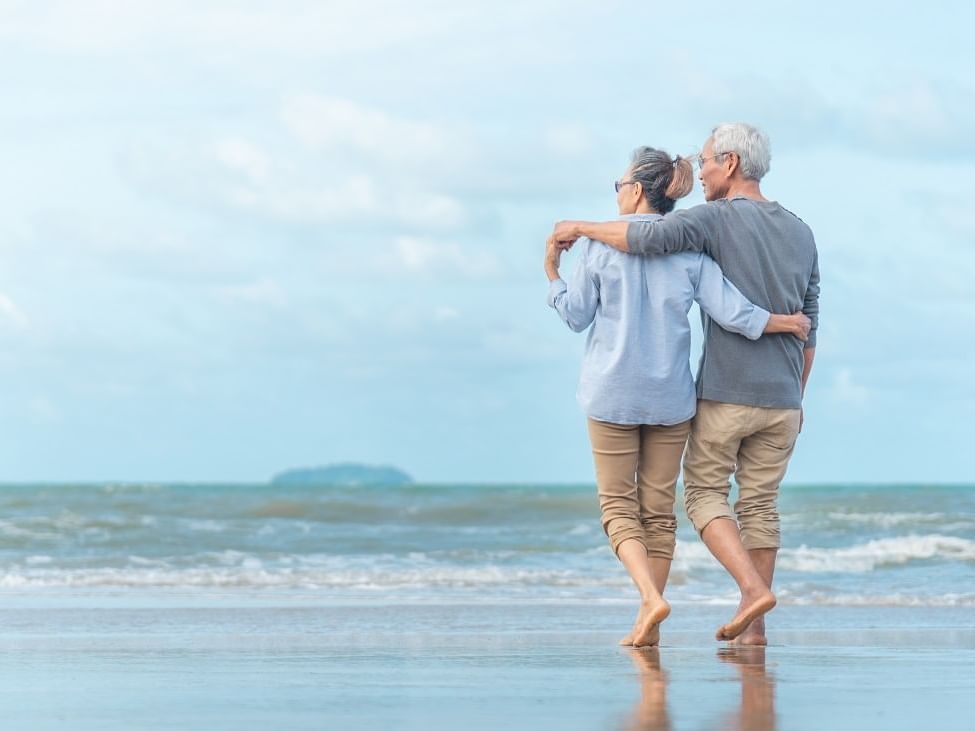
[
  {"xmin": 185, "ymin": 519, "xmax": 228, "ymax": 533},
  {"xmin": 583, "ymin": 535, "xmax": 975, "ymax": 575},
  {"xmin": 825, "ymin": 511, "xmax": 952, "ymax": 528},
  {"xmin": 779, "ymin": 535, "xmax": 975, "ymax": 573},
  {"xmin": 128, "ymin": 556, "xmax": 170, "ymax": 567},
  {"xmin": 776, "ymin": 591, "xmax": 975, "ymax": 608},
  {"xmin": 672, "ymin": 541, "xmax": 723, "ymax": 572},
  {"xmin": 0, "ymin": 564, "xmax": 969, "ymax": 607},
  {"xmin": 0, "ymin": 565, "xmax": 633, "ymax": 590},
  {"xmin": 0, "ymin": 520, "xmax": 58, "ymax": 540}
]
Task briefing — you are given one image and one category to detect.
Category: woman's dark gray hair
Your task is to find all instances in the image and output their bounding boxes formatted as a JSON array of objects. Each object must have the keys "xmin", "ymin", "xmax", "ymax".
[{"xmin": 628, "ymin": 147, "xmax": 694, "ymax": 214}]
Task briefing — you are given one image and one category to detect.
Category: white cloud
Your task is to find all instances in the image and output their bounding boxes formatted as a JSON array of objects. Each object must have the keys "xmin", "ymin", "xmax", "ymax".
[
  {"xmin": 224, "ymin": 173, "xmax": 378, "ymax": 220},
  {"xmin": 0, "ymin": 1, "xmax": 465, "ymax": 55},
  {"xmin": 830, "ymin": 368, "xmax": 870, "ymax": 407},
  {"xmin": 434, "ymin": 306, "xmax": 460, "ymax": 322},
  {"xmin": 864, "ymin": 79, "xmax": 953, "ymax": 148},
  {"xmin": 216, "ymin": 171, "xmax": 469, "ymax": 231},
  {"xmin": 544, "ymin": 124, "xmax": 592, "ymax": 158},
  {"xmin": 281, "ymin": 94, "xmax": 449, "ymax": 166},
  {"xmin": 0, "ymin": 293, "xmax": 28, "ymax": 330},
  {"xmin": 389, "ymin": 236, "xmax": 500, "ymax": 278},
  {"xmin": 27, "ymin": 395, "xmax": 61, "ymax": 425},
  {"xmin": 166, "ymin": 95, "xmax": 477, "ymax": 231},
  {"xmin": 213, "ymin": 137, "xmax": 270, "ymax": 184},
  {"xmin": 213, "ymin": 279, "xmax": 286, "ymax": 309}
]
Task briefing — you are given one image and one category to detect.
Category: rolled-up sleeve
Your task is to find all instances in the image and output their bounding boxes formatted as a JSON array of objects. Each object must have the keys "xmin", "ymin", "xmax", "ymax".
[
  {"xmin": 693, "ymin": 255, "xmax": 769, "ymax": 340},
  {"xmin": 626, "ymin": 205, "xmax": 714, "ymax": 256},
  {"xmin": 548, "ymin": 241, "xmax": 599, "ymax": 332},
  {"xmin": 802, "ymin": 249, "xmax": 820, "ymax": 348}
]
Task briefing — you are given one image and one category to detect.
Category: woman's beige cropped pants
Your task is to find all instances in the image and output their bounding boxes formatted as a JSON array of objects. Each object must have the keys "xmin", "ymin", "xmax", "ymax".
[{"xmin": 587, "ymin": 418, "xmax": 691, "ymax": 559}]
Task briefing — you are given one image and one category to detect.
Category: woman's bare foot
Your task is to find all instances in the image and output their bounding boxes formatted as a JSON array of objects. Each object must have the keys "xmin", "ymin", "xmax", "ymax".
[
  {"xmin": 628, "ymin": 648, "xmax": 669, "ymax": 728},
  {"xmin": 632, "ymin": 597, "xmax": 670, "ymax": 647},
  {"xmin": 619, "ymin": 610, "xmax": 640, "ymax": 646},
  {"xmin": 716, "ymin": 590, "xmax": 775, "ymax": 641},
  {"xmin": 620, "ymin": 626, "xmax": 662, "ymax": 647}
]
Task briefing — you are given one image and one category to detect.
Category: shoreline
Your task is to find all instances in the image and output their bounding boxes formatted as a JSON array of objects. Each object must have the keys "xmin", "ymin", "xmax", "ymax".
[{"xmin": 0, "ymin": 602, "xmax": 970, "ymax": 730}]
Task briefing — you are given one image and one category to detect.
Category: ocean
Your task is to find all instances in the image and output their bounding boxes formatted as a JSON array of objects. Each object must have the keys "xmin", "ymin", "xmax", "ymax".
[
  {"xmin": 2, "ymin": 482, "xmax": 972, "ymax": 608},
  {"xmin": 1, "ymin": 482, "xmax": 973, "ymax": 729}
]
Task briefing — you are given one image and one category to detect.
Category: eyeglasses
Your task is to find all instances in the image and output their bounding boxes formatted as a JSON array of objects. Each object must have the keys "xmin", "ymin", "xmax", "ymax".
[
  {"xmin": 614, "ymin": 180, "xmax": 638, "ymax": 193},
  {"xmin": 696, "ymin": 152, "xmax": 731, "ymax": 169}
]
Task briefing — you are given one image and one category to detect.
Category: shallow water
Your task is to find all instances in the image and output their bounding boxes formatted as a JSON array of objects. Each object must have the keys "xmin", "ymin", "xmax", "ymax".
[
  {"xmin": 0, "ymin": 483, "xmax": 972, "ymax": 731},
  {"xmin": 0, "ymin": 603, "xmax": 971, "ymax": 731},
  {"xmin": 0, "ymin": 483, "xmax": 972, "ymax": 608}
]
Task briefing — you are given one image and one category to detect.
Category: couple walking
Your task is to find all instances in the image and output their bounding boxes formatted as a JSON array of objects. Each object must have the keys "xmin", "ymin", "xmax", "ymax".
[{"xmin": 545, "ymin": 122, "xmax": 820, "ymax": 647}]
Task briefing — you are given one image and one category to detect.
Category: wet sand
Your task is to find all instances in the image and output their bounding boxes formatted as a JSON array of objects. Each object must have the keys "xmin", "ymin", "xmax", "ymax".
[{"xmin": 0, "ymin": 599, "xmax": 971, "ymax": 730}]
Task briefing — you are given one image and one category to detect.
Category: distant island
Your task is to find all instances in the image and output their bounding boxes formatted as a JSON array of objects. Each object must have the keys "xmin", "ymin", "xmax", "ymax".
[{"xmin": 270, "ymin": 463, "xmax": 413, "ymax": 487}]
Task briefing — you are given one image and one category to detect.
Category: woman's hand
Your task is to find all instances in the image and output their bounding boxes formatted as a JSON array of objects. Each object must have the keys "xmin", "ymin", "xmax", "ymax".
[
  {"xmin": 544, "ymin": 235, "xmax": 562, "ymax": 281},
  {"xmin": 763, "ymin": 312, "xmax": 811, "ymax": 341},
  {"xmin": 789, "ymin": 312, "xmax": 812, "ymax": 341}
]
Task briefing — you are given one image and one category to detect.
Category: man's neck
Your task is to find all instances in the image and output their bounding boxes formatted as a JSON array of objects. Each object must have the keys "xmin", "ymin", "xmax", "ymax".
[{"xmin": 723, "ymin": 179, "xmax": 768, "ymax": 202}]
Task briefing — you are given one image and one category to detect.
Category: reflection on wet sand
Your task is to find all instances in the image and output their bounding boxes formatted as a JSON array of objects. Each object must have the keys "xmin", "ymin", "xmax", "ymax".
[
  {"xmin": 715, "ymin": 647, "xmax": 777, "ymax": 731},
  {"xmin": 624, "ymin": 646, "xmax": 776, "ymax": 731},
  {"xmin": 625, "ymin": 649, "xmax": 671, "ymax": 731}
]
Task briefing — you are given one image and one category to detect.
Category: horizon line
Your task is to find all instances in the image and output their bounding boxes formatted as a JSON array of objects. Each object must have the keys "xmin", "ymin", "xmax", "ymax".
[{"xmin": 0, "ymin": 479, "xmax": 972, "ymax": 488}]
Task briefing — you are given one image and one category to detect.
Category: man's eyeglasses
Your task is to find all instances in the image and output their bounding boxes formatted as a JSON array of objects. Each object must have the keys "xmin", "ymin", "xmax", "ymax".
[
  {"xmin": 614, "ymin": 180, "xmax": 638, "ymax": 193},
  {"xmin": 696, "ymin": 152, "xmax": 731, "ymax": 169}
]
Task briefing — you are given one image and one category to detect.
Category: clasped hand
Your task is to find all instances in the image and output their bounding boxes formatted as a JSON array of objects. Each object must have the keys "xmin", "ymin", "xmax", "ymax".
[{"xmin": 552, "ymin": 221, "xmax": 583, "ymax": 250}]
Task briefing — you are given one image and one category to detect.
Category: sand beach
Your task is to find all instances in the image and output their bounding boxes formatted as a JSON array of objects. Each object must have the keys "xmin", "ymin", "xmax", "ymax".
[{"xmin": 0, "ymin": 598, "xmax": 971, "ymax": 730}]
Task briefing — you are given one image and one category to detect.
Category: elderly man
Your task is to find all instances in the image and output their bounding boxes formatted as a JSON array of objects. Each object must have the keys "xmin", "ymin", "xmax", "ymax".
[{"xmin": 552, "ymin": 123, "xmax": 819, "ymax": 645}]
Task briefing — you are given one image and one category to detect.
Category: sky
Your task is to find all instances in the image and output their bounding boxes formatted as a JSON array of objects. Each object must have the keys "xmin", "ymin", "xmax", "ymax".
[{"xmin": 0, "ymin": 1, "xmax": 972, "ymax": 484}]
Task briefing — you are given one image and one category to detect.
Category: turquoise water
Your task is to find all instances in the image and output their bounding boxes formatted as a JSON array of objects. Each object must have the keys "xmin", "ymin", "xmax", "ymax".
[{"xmin": 1, "ymin": 482, "xmax": 972, "ymax": 607}]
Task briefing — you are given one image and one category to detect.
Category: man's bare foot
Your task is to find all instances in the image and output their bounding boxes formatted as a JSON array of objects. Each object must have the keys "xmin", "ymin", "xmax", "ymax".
[
  {"xmin": 632, "ymin": 598, "xmax": 670, "ymax": 647},
  {"xmin": 716, "ymin": 645, "xmax": 767, "ymax": 666},
  {"xmin": 728, "ymin": 616, "xmax": 768, "ymax": 646},
  {"xmin": 716, "ymin": 590, "xmax": 775, "ymax": 641}
]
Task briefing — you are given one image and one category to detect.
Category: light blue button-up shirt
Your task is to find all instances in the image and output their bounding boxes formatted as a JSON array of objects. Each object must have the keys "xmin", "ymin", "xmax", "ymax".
[{"xmin": 548, "ymin": 213, "xmax": 770, "ymax": 425}]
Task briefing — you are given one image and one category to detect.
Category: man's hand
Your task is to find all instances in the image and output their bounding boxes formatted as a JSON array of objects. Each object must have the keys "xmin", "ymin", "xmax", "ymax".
[
  {"xmin": 552, "ymin": 221, "xmax": 583, "ymax": 250},
  {"xmin": 552, "ymin": 220, "xmax": 630, "ymax": 252}
]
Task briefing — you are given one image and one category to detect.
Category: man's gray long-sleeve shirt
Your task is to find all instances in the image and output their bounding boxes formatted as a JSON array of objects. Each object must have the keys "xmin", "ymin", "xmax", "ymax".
[{"xmin": 625, "ymin": 197, "xmax": 820, "ymax": 409}]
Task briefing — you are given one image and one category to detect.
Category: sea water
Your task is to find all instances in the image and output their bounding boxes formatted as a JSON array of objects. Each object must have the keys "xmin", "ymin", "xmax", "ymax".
[{"xmin": 0, "ymin": 482, "xmax": 971, "ymax": 608}]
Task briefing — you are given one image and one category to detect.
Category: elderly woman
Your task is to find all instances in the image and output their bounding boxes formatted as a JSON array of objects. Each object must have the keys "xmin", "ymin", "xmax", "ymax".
[{"xmin": 545, "ymin": 147, "xmax": 809, "ymax": 647}]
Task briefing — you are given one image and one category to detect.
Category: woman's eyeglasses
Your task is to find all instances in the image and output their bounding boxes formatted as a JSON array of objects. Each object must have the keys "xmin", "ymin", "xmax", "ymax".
[{"xmin": 614, "ymin": 180, "xmax": 637, "ymax": 193}]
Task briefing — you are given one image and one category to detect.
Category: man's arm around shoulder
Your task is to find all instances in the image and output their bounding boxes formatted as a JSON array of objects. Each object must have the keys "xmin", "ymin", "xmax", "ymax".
[
  {"xmin": 552, "ymin": 204, "xmax": 714, "ymax": 256},
  {"xmin": 553, "ymin": 221, "xmax": 629, "ymax": 252}
]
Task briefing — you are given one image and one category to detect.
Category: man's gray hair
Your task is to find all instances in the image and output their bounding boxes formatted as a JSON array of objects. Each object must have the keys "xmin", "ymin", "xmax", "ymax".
[{"xmin": 710, "ymin": 123, "xmax": 771, "ymax": 181}]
